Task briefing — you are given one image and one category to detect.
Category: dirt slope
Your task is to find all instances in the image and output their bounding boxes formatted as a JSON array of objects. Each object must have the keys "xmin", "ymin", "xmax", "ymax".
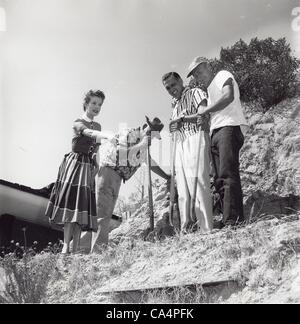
[{"xmin": 46, "ymin": 214, "xmax": 300, "ymax": 304}]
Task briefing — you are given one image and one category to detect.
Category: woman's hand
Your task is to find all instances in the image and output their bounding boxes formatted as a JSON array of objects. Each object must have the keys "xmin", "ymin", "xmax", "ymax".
[
  {"xmin": 96, "ymin": 133, "xmax": 117, "ymax": 145},
  {"xmin": 106, "ymin": 134, "xmax": 118, "ymax": 146}
]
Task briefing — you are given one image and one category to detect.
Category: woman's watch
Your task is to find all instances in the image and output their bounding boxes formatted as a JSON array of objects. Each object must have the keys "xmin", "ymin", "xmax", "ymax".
[{"xmin": 180, "ymin": 117, "xmax": 185, "ymax": 123}]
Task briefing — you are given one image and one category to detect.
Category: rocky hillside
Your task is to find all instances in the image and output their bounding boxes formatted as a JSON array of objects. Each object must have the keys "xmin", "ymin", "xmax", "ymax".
[
  {"xmin": 241, "ymin": 97, "xmax": 300, "ymax": 217},
  {"xmin": 111, "ymin": 96, "xmax": 300, "ymax": 242}
]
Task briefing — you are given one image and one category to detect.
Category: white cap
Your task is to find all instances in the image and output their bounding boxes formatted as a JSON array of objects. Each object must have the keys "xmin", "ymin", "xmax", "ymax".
[{"xmin": 187, "ymin": 56, "xmax": 209, "ymax": 78}]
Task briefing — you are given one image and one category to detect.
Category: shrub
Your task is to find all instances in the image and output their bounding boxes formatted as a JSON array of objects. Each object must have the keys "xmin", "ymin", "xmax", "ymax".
[
  {"xmin": 0, "ymin": 250, "xmax": 57, "ymax": 304},
  {"xmin": 212, "ymin": 37, "xmax": 300, "ymax": 110}
]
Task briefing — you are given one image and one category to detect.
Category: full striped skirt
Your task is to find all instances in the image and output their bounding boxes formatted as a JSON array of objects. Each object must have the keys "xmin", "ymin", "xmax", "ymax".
[{"xmin": 45, "ymin": 152, "xmax": 98, "ymax": 232}]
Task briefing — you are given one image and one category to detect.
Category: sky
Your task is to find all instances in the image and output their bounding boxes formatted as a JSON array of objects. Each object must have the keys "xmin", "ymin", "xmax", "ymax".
[{"xmin": 0, "ymin": 0, "xmax": 299, "ymax": 200}]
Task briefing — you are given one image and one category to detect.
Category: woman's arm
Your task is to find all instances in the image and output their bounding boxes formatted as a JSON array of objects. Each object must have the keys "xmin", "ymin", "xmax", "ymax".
[
  {"xmin": 73, "ymin": 121, "xmax": 115, "ymax": 143},
  {"xmin": 82, "ymin": 129, "xmax": 116, "ymax": 143}
]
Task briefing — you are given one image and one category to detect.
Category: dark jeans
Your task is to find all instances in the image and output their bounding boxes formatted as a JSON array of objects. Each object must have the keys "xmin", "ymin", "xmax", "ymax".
[{"xmin": 211, "ymin": 126, "xmax": 245, "ymax": 225}]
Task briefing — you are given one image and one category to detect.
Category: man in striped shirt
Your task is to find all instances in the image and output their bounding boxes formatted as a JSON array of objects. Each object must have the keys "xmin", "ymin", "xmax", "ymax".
[{"xmin": 162, "ymin": 72, "xmax": 213, "ymax": 234}]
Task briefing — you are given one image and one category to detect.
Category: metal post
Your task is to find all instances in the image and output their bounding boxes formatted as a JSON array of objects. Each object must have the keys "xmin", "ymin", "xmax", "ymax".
[
  {"xmin": 146, "ymin": 139, "xmax": 154, "ymax": 231},
  {"xmin": 169, "ymin": 133, "xmax": 177, "ymax": 227}
]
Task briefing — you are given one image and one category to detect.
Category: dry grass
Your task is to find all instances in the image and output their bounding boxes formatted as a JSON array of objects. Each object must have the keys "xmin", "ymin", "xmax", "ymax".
[
  {"xmin": 0, "ymin": 253, "xmax": 57, "ymax": 304},
  {"xmin": 50, "ymin": 214, "xmax": 300, "ymax": 304},
  {"xmin": 142, "ymin": 286, "xmax": 206, "ymax": 304},
  {"xmin": 1, "ymin": 214, "xmax": 299, "ymax": 304}
]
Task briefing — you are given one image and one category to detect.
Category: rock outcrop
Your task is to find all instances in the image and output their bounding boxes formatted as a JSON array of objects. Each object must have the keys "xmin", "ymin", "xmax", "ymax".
[{"xmin": 242, "ymin": 97, "xmax": 300, "ymax": 219}]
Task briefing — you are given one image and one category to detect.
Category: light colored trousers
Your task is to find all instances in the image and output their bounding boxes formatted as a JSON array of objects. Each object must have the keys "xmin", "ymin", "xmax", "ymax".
[
  {"xmin": 175, "ymin": 131, "xmax": 213, "ymax": 233},
  {"xmin": 79, "ymin": 167, "xmax": 122, "ymax": 252}
]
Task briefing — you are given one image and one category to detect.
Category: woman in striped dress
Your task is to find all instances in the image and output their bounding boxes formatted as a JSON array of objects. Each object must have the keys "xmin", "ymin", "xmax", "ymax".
[{"xmin": 46, "ymin": 90, "xmax": 113, "ymax": 254}]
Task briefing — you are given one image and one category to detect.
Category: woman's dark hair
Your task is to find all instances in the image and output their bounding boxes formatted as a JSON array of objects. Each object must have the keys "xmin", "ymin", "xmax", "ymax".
[{"xmin": 83, "ymin": 90, "xmax": 106, "ymax": 111}]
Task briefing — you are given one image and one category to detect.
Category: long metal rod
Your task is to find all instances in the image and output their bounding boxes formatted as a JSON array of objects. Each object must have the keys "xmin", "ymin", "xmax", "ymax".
[
  {"xmin": 146, "ymin": 141, "xmax": 154, "ymax": 231},
  {"xmin": 169, "ymin": 133, "xmax": 177, "ymax": 227},
  {"xmin": 190, "ymin": 130, "xmax": 203, "ymax": 224}
]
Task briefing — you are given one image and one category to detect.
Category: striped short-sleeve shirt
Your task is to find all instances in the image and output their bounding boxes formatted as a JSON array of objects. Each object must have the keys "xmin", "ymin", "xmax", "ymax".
[{"xmin": 172, "ymin": 87, "xmax": 208, "ymax": 140}]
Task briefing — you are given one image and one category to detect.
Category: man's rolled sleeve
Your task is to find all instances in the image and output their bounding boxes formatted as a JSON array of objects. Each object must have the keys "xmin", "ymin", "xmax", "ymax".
[{"xmin": 215, "ymin": 71, "xmax": 234, "ymax": 90}]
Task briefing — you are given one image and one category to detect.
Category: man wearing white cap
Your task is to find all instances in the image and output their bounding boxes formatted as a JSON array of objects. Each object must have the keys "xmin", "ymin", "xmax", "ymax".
[
  {"xmin": 187, "ymin": 57, "xmax": 248, "ymax": 227},
  {"xmin": 162, "ymin": 72, "xmax": 213, "ymax": 234}
]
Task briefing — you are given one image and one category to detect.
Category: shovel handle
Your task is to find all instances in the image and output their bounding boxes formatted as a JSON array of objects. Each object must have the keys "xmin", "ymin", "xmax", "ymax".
[
  {"xmin": 169, "ymin": 133, "xmax": 177, "ymax": 227},
  {"xmin": 146, "ymin": 140, "xmax": 154, "ymax": 231}
]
